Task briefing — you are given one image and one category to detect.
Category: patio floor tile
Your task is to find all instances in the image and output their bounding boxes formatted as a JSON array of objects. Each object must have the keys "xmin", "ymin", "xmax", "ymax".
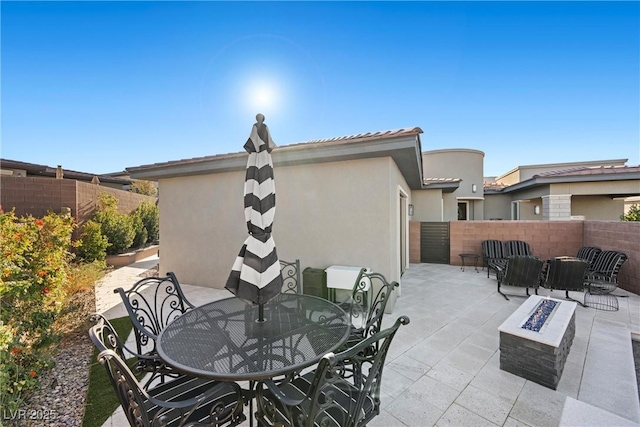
[
  {"xmin": 436, "ymin": 403, "xmax": 499, "ymax": 427},
  {"xmin": 455, "ymin": 384, "xmax": 513, "ymax": 425}
]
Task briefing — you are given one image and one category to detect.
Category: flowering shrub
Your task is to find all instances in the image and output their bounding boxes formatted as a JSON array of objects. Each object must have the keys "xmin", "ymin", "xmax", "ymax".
[{"xmin": 0, "ymin": 210, "xmax": 75, "ymax": 411}]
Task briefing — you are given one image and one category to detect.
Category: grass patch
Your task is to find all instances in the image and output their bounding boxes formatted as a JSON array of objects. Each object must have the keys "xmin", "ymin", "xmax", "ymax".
[{"xmin": 82, "ymin": 316, "xmax": 135, "ymax": 427}]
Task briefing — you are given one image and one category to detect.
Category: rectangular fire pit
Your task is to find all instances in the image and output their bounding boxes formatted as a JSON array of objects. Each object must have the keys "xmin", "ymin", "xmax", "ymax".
[{"xmin": 498, "ymin": 295, "xmax": 577, "ymax": 390}]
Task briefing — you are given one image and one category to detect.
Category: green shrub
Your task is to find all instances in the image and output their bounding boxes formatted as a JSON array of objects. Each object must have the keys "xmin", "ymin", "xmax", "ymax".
[
  {"xmin": 0, "ymin": 210, "xmax": 75, "ymax": 410},
  {"xmin": 77, "ymin": 220, "xmax": 109, "ymax": 262},
  {"xmin": 93, "ymin": 194, "xmax": 134, "ymax": 255},
  {"xmin": 621, "ymin": 204, "xmax": 640, "ymax": 221},
  {"xmin": 131, "ymin": 211, "xmax": 148, "ymax": 248},
  {"xmin": 135, "ymin": 201, "xmax": 159, "ymax": 244}
]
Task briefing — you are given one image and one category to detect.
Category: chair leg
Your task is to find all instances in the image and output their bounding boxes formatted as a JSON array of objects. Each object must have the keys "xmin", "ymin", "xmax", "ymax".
[
  {"xmin": 497, "ymin": 282, "xmax": 509, "ymax": 300},
  {"xmin": 565, "ymin": 290, "xmax": 587, "ymax": 307}
]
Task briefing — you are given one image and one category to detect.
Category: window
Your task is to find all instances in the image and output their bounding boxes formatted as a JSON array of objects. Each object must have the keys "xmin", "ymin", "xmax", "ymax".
[{"xmin": 457, "ymin": 201, "xmax": 468, "ymax": 220}]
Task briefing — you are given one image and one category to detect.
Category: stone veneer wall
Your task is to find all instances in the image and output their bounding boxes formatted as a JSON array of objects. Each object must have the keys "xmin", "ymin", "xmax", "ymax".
[{"xmin": 407, "ymin": 220, "xmax": 638, "ymax": 295}]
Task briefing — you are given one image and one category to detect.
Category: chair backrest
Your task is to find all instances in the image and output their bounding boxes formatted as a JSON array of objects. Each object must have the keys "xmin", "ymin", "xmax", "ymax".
[
  {"xmin": 504, "ymin": 240, "xmax": 533, "ymax": 257},
  {"xmin": 545, "ymin": 258, "xmax": 589, "ymax": 292},
  {"xmin": 502, "ymin": 256, "xmax": 544, "ymax": 288},
  {"xmin": 88, "ymin": 313, "xmax": 128, "ymax": 360},
  {"xmin": 348, "ymin": 270, "xmax": 399, "ymax": 339},
  {"xmin": 589, "ymin": 250, "xmax": 628, "ymax": 281},
  {"xmin": 576, "ymin": 247, "xmax": 602, "ymax": 269},
  {"xmin": 482, "ymin": 240, "xmax": 504, "ymax": 261},
  {"xmin": 97, "ymin": 349, "xmax": 155, "ymax": 427},
  {"xmin": 306, "ymin": 316, "xmax": 410, "ymax": 427},
  {"xmin": 280, "ymin": 259, "xmax": 301, "ymax": 294},
  {"xmin": 114, "ymin": 271, "xmax": 194, "ymax": 356}
]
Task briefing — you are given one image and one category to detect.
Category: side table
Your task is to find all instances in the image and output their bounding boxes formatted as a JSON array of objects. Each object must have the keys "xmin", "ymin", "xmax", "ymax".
[{"xmin": 459, "ymin": 253, "xmax": 480, "ymax": 273}]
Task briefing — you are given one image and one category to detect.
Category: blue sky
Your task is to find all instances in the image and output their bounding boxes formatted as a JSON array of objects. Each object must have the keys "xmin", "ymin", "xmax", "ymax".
[{"xmin": 2, "ymin": 1, "xmax": 638, "ymax": 177}]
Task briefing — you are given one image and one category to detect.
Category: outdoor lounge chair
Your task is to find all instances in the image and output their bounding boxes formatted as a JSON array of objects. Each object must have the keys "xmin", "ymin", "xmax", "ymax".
[
  {"xmin": 482, "ymin": 240, "xmax": 506, "ymax": 278},
  {"xmin": 114, "ymin": 271, "xmax": 195, "ymax": 385},
  {"xmin": 576, "ymin": 246, "xmax": 602, "ymax": 270},
  {"xmin": 586, "ymin": 250, "xmax": 628, "ymax": 285},
  {"xmin": 543, "ymin": 258, "xmax": 590, "ymax": 306},
  {"xmin": 255, "ymin": 316, "xmax": 410, "ymax": 427},
  {"xmin": 89, "ymin": 315, "xmax": 245, "ymax": 427},
  {"xmin": 497, "ymin": 255, "xmax": 544, "ymax": 300}
]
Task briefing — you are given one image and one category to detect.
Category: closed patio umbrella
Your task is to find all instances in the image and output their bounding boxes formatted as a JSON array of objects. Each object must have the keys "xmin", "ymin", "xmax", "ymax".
[{"xmin": 225, "ymin": 113, "xmax": 283, "ymax": 321}]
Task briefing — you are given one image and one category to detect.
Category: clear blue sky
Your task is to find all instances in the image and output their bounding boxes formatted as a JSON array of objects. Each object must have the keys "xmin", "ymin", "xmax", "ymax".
[{"xmin": 2, "ymin": 1, "xmax": 638, "ymax": 177}]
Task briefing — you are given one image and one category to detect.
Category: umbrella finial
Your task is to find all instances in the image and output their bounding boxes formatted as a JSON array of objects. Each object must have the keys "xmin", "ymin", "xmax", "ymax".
[{"xmin": 256, "ymin": 113, "xmax": 265, "ymax": 124}]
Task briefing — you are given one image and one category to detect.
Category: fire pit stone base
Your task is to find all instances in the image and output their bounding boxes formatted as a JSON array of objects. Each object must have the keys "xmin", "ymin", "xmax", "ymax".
[{"xmin": 498, "ymin": 296, "xmax": 577, "ymax": 390}]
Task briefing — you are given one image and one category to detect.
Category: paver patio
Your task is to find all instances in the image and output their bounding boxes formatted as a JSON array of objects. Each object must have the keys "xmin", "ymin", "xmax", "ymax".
[{"xmin": 97, "ymin": 257, "xmax": 640, "ymax": 427}]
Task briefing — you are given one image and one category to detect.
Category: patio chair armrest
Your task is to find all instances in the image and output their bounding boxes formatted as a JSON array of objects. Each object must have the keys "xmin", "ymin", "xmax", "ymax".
[
  {"xmin": 258, "ymin": 378, "xmax": 306, "ymax": 407},
  {"xmin": 151, "ymin": 380, "xmax": 244, "ymax": 426}
]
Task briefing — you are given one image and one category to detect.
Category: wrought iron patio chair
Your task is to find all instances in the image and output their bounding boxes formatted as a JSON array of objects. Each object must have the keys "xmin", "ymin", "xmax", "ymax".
[
  {"xmin": 333, "ymin": 270, "xmax": 399, "ymax": 385},
  {"xmin": 497, "ymin": 255, "xmax": 544, "ymax": 300},
  {"xmin": 89, "ymin": 315, "xmax": 245, "ymax": 427},
  {"xmin": 279, "ymin": 259, "xmax": 301, "ymax": 294},
  {"xmin": 543, "ymin": 258, "xmax": 589, "ymax": 307},
  {"xmin": 255, "ymin": 316, "xmax": 410, "ymax": 427},
  {"xmin": 114, "ymin": 271, "xmax": 195, "ymax": 385}
]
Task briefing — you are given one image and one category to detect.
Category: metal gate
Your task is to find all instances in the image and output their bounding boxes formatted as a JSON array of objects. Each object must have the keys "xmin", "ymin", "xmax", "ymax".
[{"xmin": 420, "ymin": 222, "xmax": 450, "ymax": 264}]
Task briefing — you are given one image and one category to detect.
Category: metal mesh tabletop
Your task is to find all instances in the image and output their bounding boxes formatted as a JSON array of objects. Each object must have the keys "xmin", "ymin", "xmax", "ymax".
[{"xmin": 157, "ymin": 294, "xmax": 351, "ymax": 381}]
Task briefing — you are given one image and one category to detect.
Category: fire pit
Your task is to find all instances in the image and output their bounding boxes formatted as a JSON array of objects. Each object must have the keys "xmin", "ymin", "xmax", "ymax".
[{"xmin": 498, "ymin": 296, "xmax": 577, "ymax": 390}]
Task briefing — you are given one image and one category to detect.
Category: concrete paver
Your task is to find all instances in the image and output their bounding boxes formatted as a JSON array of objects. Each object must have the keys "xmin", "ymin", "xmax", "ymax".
[{"xmin": 94, "ymin": 259, "xmax": 640, "ymax": 427}]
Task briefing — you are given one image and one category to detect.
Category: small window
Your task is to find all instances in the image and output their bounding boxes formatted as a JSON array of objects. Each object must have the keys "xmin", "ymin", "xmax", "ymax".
[{"xmin": 457, "ymin": 201, "xmax": 468, "ymax": 220}]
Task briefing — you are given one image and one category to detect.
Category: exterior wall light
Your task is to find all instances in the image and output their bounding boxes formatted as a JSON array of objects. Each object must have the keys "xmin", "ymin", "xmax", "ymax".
[
  {"xmin": 408, "ymin": 204, "xmax": 414, "ymax": 216},
  {"xmin": 534, "ymin": 205, "xmax": 540, "ymax": 215},
  {"xmin": 472, "ymin": 184, "xmax": 477, "ymax": 193}
]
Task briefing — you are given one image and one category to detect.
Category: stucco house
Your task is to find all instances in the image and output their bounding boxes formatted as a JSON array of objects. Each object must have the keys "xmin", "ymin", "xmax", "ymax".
[{"xmin": 127, "ymin": 127, "xmax": 639, "ymax": 309}]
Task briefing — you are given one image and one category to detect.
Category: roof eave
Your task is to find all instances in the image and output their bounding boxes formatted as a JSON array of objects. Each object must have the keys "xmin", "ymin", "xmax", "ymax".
[
  {"xmin": 128, "ymin": 134, "xmax": 425, "ymax": 189},
  {"xmin": 502, "ymin": 172, "xmax": 640, "ymax": 193}
]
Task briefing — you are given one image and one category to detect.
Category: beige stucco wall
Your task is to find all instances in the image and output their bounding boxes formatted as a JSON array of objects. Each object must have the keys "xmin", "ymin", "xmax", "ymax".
[
  {"xmin": 157, "ymin": 157, "xmax": 408, "ymax": 313},
  {"xmin": 411, "ymin": 190, "xmax": 443, "ymax": 221},
  {"xmin": 571, "ymin": 195, "xmax": 625, "ymax": 220},
  {"xmin": 483, "ymin": 194, "xmax": 511, "ymax": 220},
  {"xmin": 422, "ymin": 149, "xmax": 485, "ymax": 221}
]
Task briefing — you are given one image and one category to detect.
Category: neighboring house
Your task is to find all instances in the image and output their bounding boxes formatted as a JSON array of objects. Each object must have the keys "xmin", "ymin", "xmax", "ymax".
[
  {"xmin": 0, "ymin": 158, "xmax": 155, "ymax": 236},
  {"xmin": 484, "ymin": 160, "xmax": 640, "ymax": 221},
  {"xmin": 0, "ymin": 158, "xmax": 131, "ymax": 190},
  {"xmin": 126, "ymin": 127, "xmax": 640, "ymax": 303}
]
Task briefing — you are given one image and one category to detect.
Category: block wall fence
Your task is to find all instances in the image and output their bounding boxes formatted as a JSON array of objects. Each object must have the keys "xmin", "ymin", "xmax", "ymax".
[
  {"xmin": 1, "ymin": 176, "xmax": 156, "ymax": 237},
  {"xmin": 409, "ymin": 220, "xmax": 640, "ymax": 295}
]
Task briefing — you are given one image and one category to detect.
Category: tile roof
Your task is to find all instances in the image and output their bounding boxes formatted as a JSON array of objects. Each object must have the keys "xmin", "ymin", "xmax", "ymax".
[
  {"xmin": 423, "ymin": 177, "xmax": 462, "ymax": 185},
  {"xmin": 483, "ymin": 182, "xmax": 508, "ymax": 191},
  {"xmin": 534, "ymin": 165, "xmax": 640, "ymax": 178},
  {"xmin": 129, "ymin": 127, "xmax": 423, "ymax": 171}
]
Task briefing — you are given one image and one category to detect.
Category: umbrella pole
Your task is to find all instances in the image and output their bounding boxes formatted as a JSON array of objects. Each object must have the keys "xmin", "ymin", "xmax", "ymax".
[{"xmin": 258, "ymin": 303, "xmax": 265, "ymax": 323}]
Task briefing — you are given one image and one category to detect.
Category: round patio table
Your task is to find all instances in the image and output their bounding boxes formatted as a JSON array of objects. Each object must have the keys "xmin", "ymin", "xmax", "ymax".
[{"xmin": 157, "ymin": 293, "xmax": 351, "ymax": 381}]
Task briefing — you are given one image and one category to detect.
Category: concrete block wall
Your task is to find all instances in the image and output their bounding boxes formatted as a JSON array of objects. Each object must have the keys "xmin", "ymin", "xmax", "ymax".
[
  {"xmin": 1, "ymin": 176, "xmax": 77, "ymax": 218},
  {"xmin": 75, "ymin": 181, "xmax": 155, "ymax": 228},
  {"xmin": 584, "ymin": 221, "xmax": 640, "ymax": 295},
  {"xmin": 449, "ymin": 221, "xmax": 584, "ymax": 263},
  {"xmin": 1, "ymin": 176, "xmax": 156, "ymax": 237},
  {"xmin": 409, "ymin": 221, "xmax": 420, "ymax": 263}
]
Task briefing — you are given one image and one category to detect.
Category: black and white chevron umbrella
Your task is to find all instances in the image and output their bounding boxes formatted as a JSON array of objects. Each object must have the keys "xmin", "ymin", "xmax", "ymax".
[{"xmin": 225, "ymin": 114, "xmax": 282, "ymax": 320}]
